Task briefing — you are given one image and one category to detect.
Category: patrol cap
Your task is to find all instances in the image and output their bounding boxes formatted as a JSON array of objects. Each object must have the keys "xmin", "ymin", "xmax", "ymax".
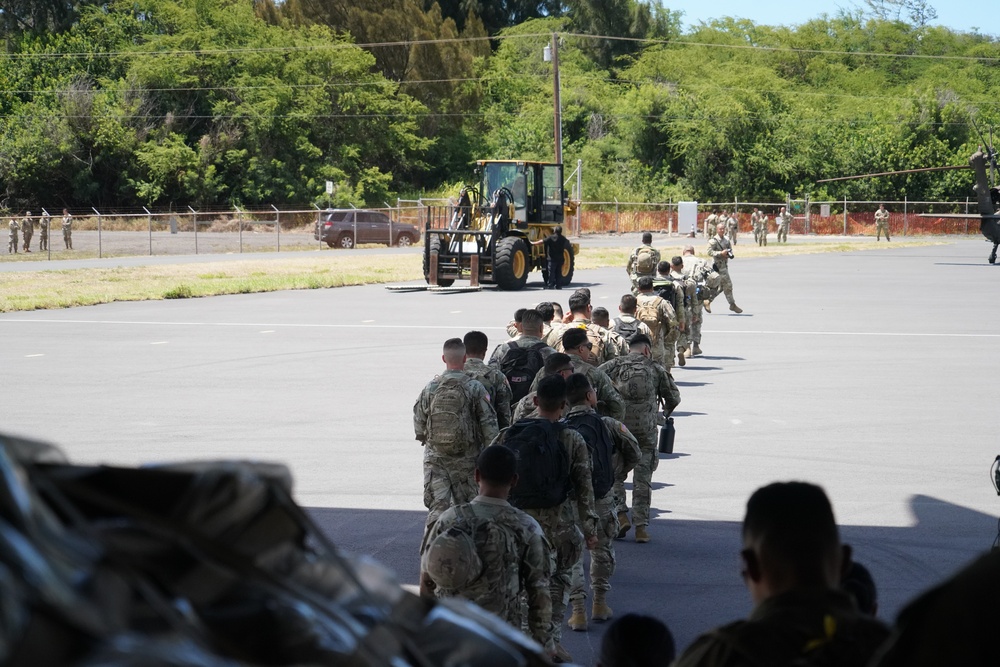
[{"xmin": 422, "ymin": 526, "xmax": 482, "ymax": 590}]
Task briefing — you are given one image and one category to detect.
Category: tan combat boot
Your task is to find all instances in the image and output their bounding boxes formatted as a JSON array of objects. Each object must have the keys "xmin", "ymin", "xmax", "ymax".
[
  {"xmin": 703, "ymin": 299, "xmax": 712, "ymax": 313},
  {"xmin": 729, "ymin": 304, "xmax": 743, "ymax": 314},
  {"xmin": 616, "ymin": 511, "xmax": 631, "ymax": 539},
  {"xmin": 677, "ymin": 349, "xmax": 686, "ymax": 366},
  {"xmin": 692, "ymin": 343, "xmax": 703, "ymax": 356},
  {"xmin": 567, "ymin": 598, "xmax": 587, "ymax": 632},
  {"xmin": 635, "ymin": 525, "xmax": 650, "ymax": 543},
  {"xmin": 553, "ymin": 643, "xmax": 573, "ymax": 663},
  {"xmin": 592, "ymin": 590, "xmax": 613, "ymax": 622}
]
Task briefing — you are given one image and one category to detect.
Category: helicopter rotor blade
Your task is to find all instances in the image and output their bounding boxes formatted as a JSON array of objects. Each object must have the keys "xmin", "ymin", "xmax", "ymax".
[{"xmin": 816, "ymin": 164, "xmax": 969, "ymax": 184}]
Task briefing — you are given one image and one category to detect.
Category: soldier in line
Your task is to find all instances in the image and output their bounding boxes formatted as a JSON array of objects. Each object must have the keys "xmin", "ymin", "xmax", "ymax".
[
  {"xmin": 673, "ymin": 482, "xmax": 890, "ymax": 667},
  {"xmin": 591, "ymin": 306, "xmax": 629, "ymax": 358},
  {"xmin": 492, "ymin": 374, "xmax": 599, "ymax": 664},
  {"xmin": 21, "ymin": 212, "xmax": 34, "ymax": 253},
  {"xmin": 510, "ymin": 353, "xmax": 574, "ymax": 422},
  {"xmin": 626, "ymin": 232, "xmax": 659, "ymax": 293},
  {"xmin": 776, "ymin": 206, "xmax": 791, "ymax": 243},
  {"xmin": 680, "ymin": 246, "xmax": 716, "ymax": 356},
  {"xmin": 419, "ymin": 446, "xmax": 556, "ymax": 659},
  {"xmin": 875, "ymin": 204, "xmax": 890, "ymax": 242},
  {"xmin": 542, "ymin": 327, "xmax": 625, "ymax": 421},
  {"xmin": 600, "ymin": 334, "xmax": 681, "ymax": 543},
  {"xmin": 545, "ymin": 290, "xmax": 619, "ymax": 365},
  {"xmin": 8, "ymin": 218, "xmax": 19, "ymax": 254},
  {"xmin": 634, "ymin": 276, "xmax": 679, "ymax": 369},
  {"xmin": 490, "ymin": 310, "xmax": 555, "ymax": 405},
  {"xmin": 706, "ymin": 223, "xmax": 743, "ymax": 314},
  {"xmin": 653, "ymin": 260, "xmax": 690, "ymax": 367},
  {"xmin": 413, "ymin": 338, "xmax": 499, "ymax": 531},
  {"xmin": 564, "ymin": 373, "xmax": 640, "ymax": 632},
  {"xmin": 62, "ymin": 209, "xmax": 73, "ymax": 249},
  {"xmin": 38, "ymin": 213, "xmax": 50, "ymax": 251},
  {"xmin": 463, "ymin": 331, "xmax": 513, "ymax": 430},
  {"xmin": 611, "ymin": 294, "xmax": 654, "ymax": 345}
]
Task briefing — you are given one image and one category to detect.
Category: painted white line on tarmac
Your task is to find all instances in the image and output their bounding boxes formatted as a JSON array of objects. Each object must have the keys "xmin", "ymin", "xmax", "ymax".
[
  {"xmin": 24, "ymin": 354, "xmax": 43, "ymax": 357},
  {"xmin": 4, "ymin": 318, "xmax": 999, "ymax": 338},
  {"xmin": 150, "ymin": 341, "xmax": 168, "ymax": 345}
]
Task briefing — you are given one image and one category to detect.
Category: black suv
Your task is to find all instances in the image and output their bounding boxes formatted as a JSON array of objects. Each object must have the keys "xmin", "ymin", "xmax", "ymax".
[{"xmin": 314, "ymin": 209, "xmax": 420, "ymax": 249}]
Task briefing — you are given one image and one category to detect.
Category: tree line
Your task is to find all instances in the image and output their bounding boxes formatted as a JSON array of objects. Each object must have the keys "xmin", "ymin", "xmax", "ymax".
[{"xmin": 0, "ymin": 0, "xmax": 996, "ymax": 212}]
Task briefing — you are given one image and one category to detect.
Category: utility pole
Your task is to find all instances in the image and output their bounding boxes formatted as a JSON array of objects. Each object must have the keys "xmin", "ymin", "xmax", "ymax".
[{"xmin": 544, "ymin": 33, "xmax": 562, "ymax": 164}]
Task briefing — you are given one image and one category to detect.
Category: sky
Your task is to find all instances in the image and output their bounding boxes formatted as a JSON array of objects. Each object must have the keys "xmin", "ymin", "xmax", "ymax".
[{"xmin": 665, "ymin": 0, "xmax": 996, "ymax": 37}]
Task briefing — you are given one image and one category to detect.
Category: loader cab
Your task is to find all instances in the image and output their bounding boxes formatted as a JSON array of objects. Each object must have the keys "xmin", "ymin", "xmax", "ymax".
[{"xmin": 477, "ymin": 161, "xmax": 564, "ymax": 227}]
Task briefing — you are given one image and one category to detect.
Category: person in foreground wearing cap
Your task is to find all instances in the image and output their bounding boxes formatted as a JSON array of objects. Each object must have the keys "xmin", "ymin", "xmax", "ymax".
[{"xmin": 418, "ymin": 445, "xmax": 555, "ymax": 658}]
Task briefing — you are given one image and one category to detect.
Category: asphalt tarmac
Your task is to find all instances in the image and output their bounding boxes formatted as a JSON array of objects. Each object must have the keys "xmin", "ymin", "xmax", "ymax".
[{"xmin": 2, "ymin": 237, "xmax": 999, "ymax": 663}]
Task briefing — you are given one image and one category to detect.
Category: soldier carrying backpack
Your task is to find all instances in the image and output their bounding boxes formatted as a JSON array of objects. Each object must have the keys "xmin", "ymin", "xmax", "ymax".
[
  {"xmin": 627, "ymin": 232, "xmax": 661, "ymax": 292},
  {"xmin": 563, "ymin": 373, "xmax": 640, "ymax": 632},
  {"xmin": 489, "ymin": 309, "xmax": 555, "ymax": 403},
  {"xmin": 492, "ymin": 374, "xmax": 599, "ymax": 664},
  {"xmin": 414, "ymin": 338, "xmax": 499, "ymax": 531}
]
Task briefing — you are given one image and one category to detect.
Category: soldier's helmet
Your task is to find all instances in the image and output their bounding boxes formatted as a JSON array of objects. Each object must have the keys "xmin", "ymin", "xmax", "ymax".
[{"xmin": 422, "ymin": 526, "xmax": 482, "ymax": 590}]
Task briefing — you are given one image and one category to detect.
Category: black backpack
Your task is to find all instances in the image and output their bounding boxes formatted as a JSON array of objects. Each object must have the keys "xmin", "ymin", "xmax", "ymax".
[
  {"xmin": 499, "ymin": 341, "xmax": 547, "ymax": 402},
  {"xmin": 564, "ymin": 411, "xmax": 615, "ymax": 499},
  {"xmin": 502, "ymin": 419, "xmax": 571, "ymax": 510},
  {"xmin": 612, "ymin": 317, "xmax": 640, "ymax": 343}
]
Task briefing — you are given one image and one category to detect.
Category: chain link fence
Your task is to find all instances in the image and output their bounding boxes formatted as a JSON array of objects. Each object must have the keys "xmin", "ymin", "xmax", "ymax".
[{"xmin": 2, "ymin": 198, "xmax": 985, "ymax": 262}]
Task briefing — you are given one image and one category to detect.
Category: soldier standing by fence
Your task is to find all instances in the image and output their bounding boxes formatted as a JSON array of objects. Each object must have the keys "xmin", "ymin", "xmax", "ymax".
[
  {"xmin": 8, "ymin": 218, "xmax": 19, "ymax": 254},
  {"xmin": 875, "ymin": 204, "xmax": 890, "ymax": 242},
  {"xmin": 21, "ymin": 212, "xmax": 33, "ymax": 252},
  {"xmin": 38, "ymin": 214, "xmax": 50, "ymax": 251}
]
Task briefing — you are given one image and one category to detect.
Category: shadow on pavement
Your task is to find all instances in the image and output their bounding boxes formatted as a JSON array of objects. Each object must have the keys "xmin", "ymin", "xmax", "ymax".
[{"xmin": 308, "ymin": 495, "xmax": 997, "ymax": 666}]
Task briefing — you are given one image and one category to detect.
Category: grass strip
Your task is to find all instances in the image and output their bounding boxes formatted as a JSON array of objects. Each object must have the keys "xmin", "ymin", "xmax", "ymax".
[{"xmin": 0, "ymin": 240, "xmax": 940, "ymax": 313}]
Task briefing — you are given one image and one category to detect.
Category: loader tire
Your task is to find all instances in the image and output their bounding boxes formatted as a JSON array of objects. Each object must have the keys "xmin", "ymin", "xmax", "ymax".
[{"xmin": 494, "ymin": 236, "xmax": 530, "ymax": 291}]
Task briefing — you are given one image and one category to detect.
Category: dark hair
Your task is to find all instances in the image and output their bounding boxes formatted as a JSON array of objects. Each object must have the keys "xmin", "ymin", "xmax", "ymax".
[
  {"xmin": 562, "ymin": 327, "xmax": 588, "ymax": 351},
  {"xmin": 629, "ymin": 334, "xmax": 652, "ymax": 349},
  {"xmin": 521, "ymin": 309, "xmax": 543, "ymax": 332},
  {"xmin": 463, "ymin": 331, "xmax": 488, "ymax": 357},
  {"xmin": 619, "ymin": 294, "xmax": 637, "ymax": 314},
  {"xmin": 841, "ymin": 561, "xmax": 878, "ymax": 616},
  {"xmin": 599, "ymin": 613, "xmax": 675, "ymax": 667},
  {"xmin": 641, "ymin": 231, "xmax": 653, "ymax": 244},
  {"xmin": 513, "ymin": 307, "xmax": 528, "ymax": 323},
  {"xmin": 443, "ymin": 338, "xmax": 465, "ymax": 354},
  {"xmin": 544, "ymin": 352, "xmax": 572, "ymax": 374},
  {"xmin": 536, "ymin": 301, "xmax": 555, "ymax": 322},
  {"xmin": 554, "ymin": 225, "xmax": 562, "ymax": 235},
  {"xmin": 743, "ymin": 482, "xmax": 839, "ymax": 574},
  {"xmin": 568, "ymin": 291, "xmax": 590, "ymax": 313},
  {"xmin": 636, "ymin": 276, "xmax": 654, "ymax": 291},
  {"xmin": 477, "ymin": 445, "xmax": 517, "ymax": 485},
  {"xmin": 656, "ymin": 260, "xmax": 671, "ymax": 275},
  {"xmin": 565, "ymin": 372, "xmax": 592, "ymax": 405},
  {"xmin": 535, "ymin": 374, "xmax": 566, "ymax": 411},
  {"xmin": 592, "ymin": 306, "xmax": 609, "ymax": 320},
  {"xmin": 671, "ymin": 255, "xmax": 683, "ymax": 267}
]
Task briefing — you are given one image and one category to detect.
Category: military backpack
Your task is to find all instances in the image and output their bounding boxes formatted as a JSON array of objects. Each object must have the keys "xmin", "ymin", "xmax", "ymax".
[
  {"xmin": 635, "ymin": 247, "xmax": 656, "ymax": 274},
  {"xmin": 563, "ymin": 411, "xmax": 615, "ymax": 499},
  {"xmin": 609, "ymin": 355, "xmax": 651, "ymax": 404},
  {"xmin": 634, "ymin": 297, "xmax": 662, "ymax": 342},
  {"xmin": 499, "ymin": 341, "xmax": 547, "ymax": 403},
  {"xmin": 612, "ymin": 317, "xmax": 640, "ymax": 343},
  {"xmin": 502, "ymin": 419, "xmax": 571, "ymax": 510},
  {"xmin": 445, "ymin": 503, "xmax": 517, "ymax": 590},
  {"xmin": 426, "ymin": 375, "xmax": 476, "ymax": 456}
]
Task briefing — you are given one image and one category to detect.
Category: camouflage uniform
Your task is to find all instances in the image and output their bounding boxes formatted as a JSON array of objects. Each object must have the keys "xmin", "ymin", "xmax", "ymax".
[
  {"xmin": 420, "ymin": 495, "xmax": 554, "ymax": 651},
  {"xmin": 414, "ymin": 370, "xmax": 499, "ymax": 527},
  {"xmin": 681, "ymin": 254, "xmax": 714, "ymax": 351},
  {"xmin": 464, "ymin": 357, "xmax": 513, "ymax": 430},
  {"xmin": 777, "ymin": 209, "xmax": 791, "ymax": 243},
  {"xmin": 38, "ymin": 216, "xmax": 49, "ymax": 251},
  {"xmin": 547, "ymin": 319, "xmax": 619, "ymax": 365},
  {"xmin": 875, "ymin": 206, "xmax": 890, "ymax": 241},
  {"xmin": 565, "ymin": 405, "xmax": 640, "ymax": 606},
  {"xmin": 673, "ymin": 589, "xmax": 890, "ymax": 667},
  {"xmin": 635, "ymin": 292, "xmax": 677, "ymax": 369},
  {"xmin": 599, "ymin": 353, "xmax": 681, "ymax": 528},
  {"xmin": 653, "ymin": 273, "xmax": 689, "ymax": 356},
  {"xmin": 526, "ymin": 352, "xmax": 625, "ymax": 421},
  {"xmin": 707, "ymin": 234, "xmax": 738, "ymax": 309},
  {"xmin": 703, "ymin": 212, "xmax": 718, "ymax": 239},
  {"xmin": 7, "ymin": 219, "xmax": 18, "ymax": 254},
  {"xmin": 626, "ymin": 243, "xmax": 660, "ymax": 292},
  {"xmin": 611, "ymin": 315, "xmax": 654, "ymax": 344},
  {"xmin": 726, "ymin": 215, "xmax": 738, "ymax": 245},
  {"xmin": 605, "ymin": 327, "xmax": 629, "ymax": 357},
  {"xmin": 21, "ymin": 214, "xmax": 33, "ymax": 252},
  {"xmin": 488, "ymin": 334, "xmax": 555, "ymax": 369},
  {"xmin": 62, "ymin": 214, "xmax": 73, "ymax": 249},
  {"xmin": 493, "ymin": 423, "xmax": 599, "ymax": 646}
]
